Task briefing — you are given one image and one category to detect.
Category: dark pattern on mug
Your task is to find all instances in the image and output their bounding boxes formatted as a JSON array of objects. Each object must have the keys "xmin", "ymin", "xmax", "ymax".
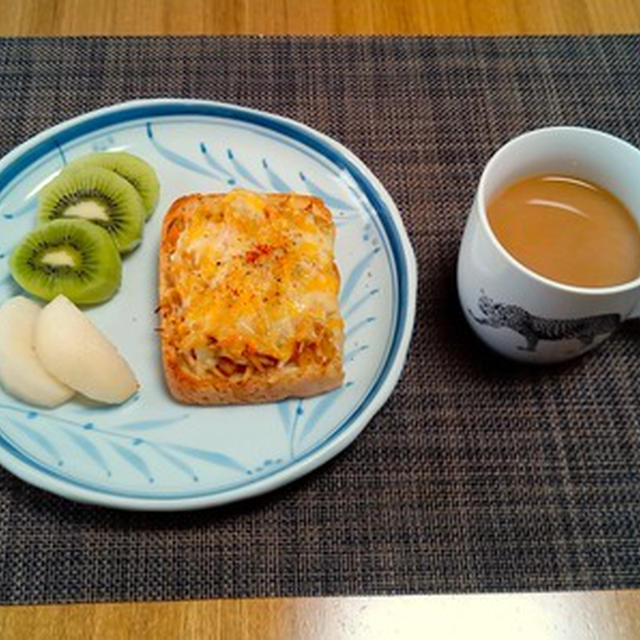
[{"xmin": 468, "ymin": 293, "xmax": 622, "ymax": 352}]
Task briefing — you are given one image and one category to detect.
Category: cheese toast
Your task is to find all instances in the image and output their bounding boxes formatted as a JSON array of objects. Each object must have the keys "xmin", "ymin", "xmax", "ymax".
[{"xmin": 158, "ymin": 189, "xmax": 344, "ymax": 405}]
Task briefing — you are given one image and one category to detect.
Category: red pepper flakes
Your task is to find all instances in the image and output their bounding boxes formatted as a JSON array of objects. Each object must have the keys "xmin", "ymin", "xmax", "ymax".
[{"xmin": 245, "ymin": 244, "xmax": 273, "ymax": 263}]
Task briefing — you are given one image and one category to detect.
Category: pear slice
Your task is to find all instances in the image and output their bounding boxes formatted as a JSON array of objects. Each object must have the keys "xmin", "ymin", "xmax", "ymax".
[
  {"xmin": 35, "ymin": 295, "xmax": 139, "ymax": 404},
  {"xmin": 0, "ymin": 296, "xmax": 74, "ymax": 408}
]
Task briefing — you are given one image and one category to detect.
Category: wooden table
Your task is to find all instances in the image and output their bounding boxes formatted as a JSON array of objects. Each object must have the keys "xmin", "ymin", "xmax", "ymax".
[
  {"xmin": 2, "ymin": 0, "xmax": 640, "ymax": 36},
  {"xmin": 1, "ymin": 1, "xmax": 640, "ymax": 637}
]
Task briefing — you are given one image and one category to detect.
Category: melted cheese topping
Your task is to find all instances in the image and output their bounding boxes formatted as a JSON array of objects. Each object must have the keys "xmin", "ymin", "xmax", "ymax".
[{"xmin": 168, "ymin": 190, "xmax": 342, "ymax": 365}]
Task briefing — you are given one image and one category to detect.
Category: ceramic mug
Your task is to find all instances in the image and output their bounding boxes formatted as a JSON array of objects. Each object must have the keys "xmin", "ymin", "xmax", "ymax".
[{"xmin": 457, "ymin": 126, "xmax": 640, "ymax": 363}]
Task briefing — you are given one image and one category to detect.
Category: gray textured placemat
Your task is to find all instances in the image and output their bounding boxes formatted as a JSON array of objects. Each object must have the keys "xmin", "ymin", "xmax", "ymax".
[{"xmin": 1, "ymin": 35, "xmax": 640, "ymax": 605}]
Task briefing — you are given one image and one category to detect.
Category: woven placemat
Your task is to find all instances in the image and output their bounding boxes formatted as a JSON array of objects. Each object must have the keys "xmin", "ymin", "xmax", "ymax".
[{"xmin": 1, "ymin": 35, "xmax": 639, "ymax": 605}]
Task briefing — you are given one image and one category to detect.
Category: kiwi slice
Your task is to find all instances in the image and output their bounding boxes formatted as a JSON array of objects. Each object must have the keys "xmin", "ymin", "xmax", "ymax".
[
  {"xmin": 38, "ymin": 166, "xmax": 145, "ymax": 253},
  {"xmin": 9, "ymin": 219, "xmax": 122, "ymax": 305},
  {"xmin": 68, "ymin": 152, "xmax": 159, "ymax": 220}
]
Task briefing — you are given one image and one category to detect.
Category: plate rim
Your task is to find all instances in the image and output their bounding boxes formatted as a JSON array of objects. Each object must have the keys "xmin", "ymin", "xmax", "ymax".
[{"xmin": 0, "ymin": 98, "xmax": 417, "ymax": 510}]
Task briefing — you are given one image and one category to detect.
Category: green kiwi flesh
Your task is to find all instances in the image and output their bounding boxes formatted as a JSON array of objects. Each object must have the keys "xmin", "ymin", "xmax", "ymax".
[
  {"xmin": 9, "ymin": 218, "xmax": 122, "ymax": 305},
  {"xmin": 68, "ymin": 152, "xmax": 160, "ymax": 220},
  {"xmin": 38, "ymin": 166, "xmax": 145, "ymax": 253}
]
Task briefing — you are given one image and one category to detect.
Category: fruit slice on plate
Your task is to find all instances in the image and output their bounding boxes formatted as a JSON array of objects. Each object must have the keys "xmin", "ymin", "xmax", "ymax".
[
  {"xmin": 67, "ymin": 152, "xmax": 160, "ymax": 220},
  {"xmin": 35, "ymin": 295, "xmax": 139, "ymax": 405},
  {"xmin": 37, "ymin": 166, "xmax": 145, "ymax": 253},
  {"xmin": 0, "ymin": 296, "xmax": 74, "ymax": 408},
  {"xmin": 9, "ymin": 218, "xmax": 122, "ymax": 305}
]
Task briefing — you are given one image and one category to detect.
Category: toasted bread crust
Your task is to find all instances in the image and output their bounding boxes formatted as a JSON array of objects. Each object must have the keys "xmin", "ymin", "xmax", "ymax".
[{"xmin": 158, "ymin": 192, "xmax": 344, "ymax": 405}]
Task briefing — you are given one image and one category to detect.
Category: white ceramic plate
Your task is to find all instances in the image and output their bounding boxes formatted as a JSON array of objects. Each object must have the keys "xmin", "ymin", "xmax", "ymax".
[{"xmin": 0, "ymin": 99, "xmax": 416, "ymax": 510}]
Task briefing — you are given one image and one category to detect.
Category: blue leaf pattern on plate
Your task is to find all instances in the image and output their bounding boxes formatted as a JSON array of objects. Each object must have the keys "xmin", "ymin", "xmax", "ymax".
[
  {"xmin": 262, "ymin": 159, "xmax": 292, "ymax": 192},
  {"xmin": 111, "ymin": 442, "xmax": 154, "ymax": 483},
  {"xmin": 117, "ymin": 416, "xmax": 188, "ymax": 431},
  {"xmin": 345, "ymin": 316, "xmax": 375, "ymax": 339},
  {"xmin": 64, "ymin": 430, "xmax": 111, "ymax": 477},
  {"xmin": 340, "ymin": 248, "xmax": 380, "ymax": 305},
  {"xmin": 299, "ymin": 172, "xmax": 355, "ymax": 210},
  {"xmin": 149, "ymin": 444, "xmax": 199, "ymax": 482},
  {"xmin": 345, "ymin": 345, "xmax": 369, "ymax": 362},
  {"xmin": 169, "ymin": 445, "xmax": 246, "ymax": 473},
  {"xmin": 288, "ymin": 400, "xmax": 304, "ymax": 458},
  {"xmin": 344, "ymin": 289, "xmax": 379, "ymax": 319},
  {"xmin": 7, "ymin": 417, "xmax": 64, "ymax": 467},
  {"xmin": 226, "ymin": 149, "xmax": 264, "ymax": 189},
  {"xmin": 147, "ymin": 122, "xmax": 223, "ymax": 181},
  {"xmin": 200, "ymin": 142, "xmax": 236, "ymax": 184},
  {"xmin": 0, "ymin": 401, "xmax": 248, "ymax": 482},
  {"xmin": 277, "ymin": 400, "xmax": 292, "ymax": 437},
  {"xmin": 296, "ymin": 382, "xmax": 354, "ymax": 445},
  {"xmin": 2, "ymin": 197, "xmax": 37, "ymax": 220}
]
